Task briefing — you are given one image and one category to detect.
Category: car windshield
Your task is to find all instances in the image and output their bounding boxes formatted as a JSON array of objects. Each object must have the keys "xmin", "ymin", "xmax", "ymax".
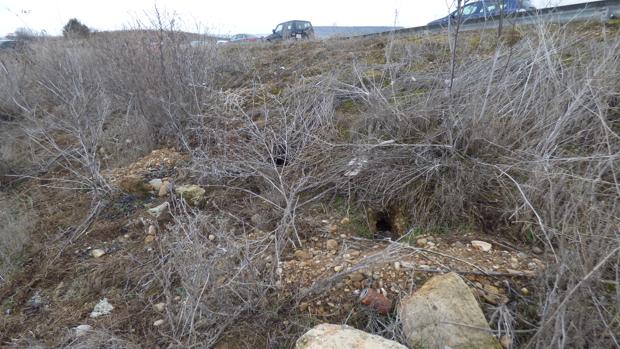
[
  {"xmin": 461, "ymin": 3, "xmax": 481, "ymax": 15},
  {"xmin": 486, "ymin": 3, "xmax": 499, "ymax": 12},
  {"xmin": 274, "ymin": 24, "xmax": 283, "ymax": 33},
  {"xmin": 0, "ymin": 41, "xmax": 14, "ymax": 48}
]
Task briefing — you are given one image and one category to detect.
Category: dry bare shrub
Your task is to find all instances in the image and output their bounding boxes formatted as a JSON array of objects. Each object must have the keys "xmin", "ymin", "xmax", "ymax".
[
  {"xmin": 0, "ymin": 121, "xmax": 31, "ymax": 183},
  {"xmin": 332, "ymin": 25, "xmax": 619, "ymax": 347},
  {"xmin": 156, "ymin": 202, "xmax": 304, "ymax": 348},
  {"xmin": 0, "ymin": 192, "xmax": 35, "ymax": 283},
  {"xmin": 187, "ymin": 76, "xmax": 347, "ymax": 255}
]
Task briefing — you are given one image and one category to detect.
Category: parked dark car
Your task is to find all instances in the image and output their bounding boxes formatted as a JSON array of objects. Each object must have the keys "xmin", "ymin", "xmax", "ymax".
[
  {"xmin": 265, "ymin": 20, "xmax": 315, "ymax": 42},
  {"xmin": 428, "ymin": 0, "xmax": 536, "ymax": 26},
  {"xmin": 230, "ymin": 34, "xmax": 259, "ymax": 43},
  {"xmin": 0, "ymin": 40, "xmax": 18, "ymax": 50}
]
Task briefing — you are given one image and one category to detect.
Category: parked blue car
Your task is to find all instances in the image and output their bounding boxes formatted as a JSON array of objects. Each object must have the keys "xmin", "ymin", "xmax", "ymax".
[{"xmin": 428, "ymin": 0, "xmax": 536, "ymax": 26}]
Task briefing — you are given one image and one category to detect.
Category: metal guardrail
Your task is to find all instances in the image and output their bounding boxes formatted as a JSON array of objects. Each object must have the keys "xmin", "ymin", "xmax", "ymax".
[{"xmin": 358, "ymin": 0, "xmax": 620, "ymax": 38}]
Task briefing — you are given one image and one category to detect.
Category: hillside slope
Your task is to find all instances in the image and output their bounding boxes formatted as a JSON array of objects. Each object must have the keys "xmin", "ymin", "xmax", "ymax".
[{"xmin": 1, "ymin": 21, "xmax": 619, "ymax": 348}]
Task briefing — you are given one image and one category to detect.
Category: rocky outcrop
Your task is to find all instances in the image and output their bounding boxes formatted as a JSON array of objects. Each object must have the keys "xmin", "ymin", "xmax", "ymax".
[
  {"xmin": 398, "ymin": 272, "xmax": 501, "ymax": 349},
  {"xmin": 295, "ymin": 324, "xmax": 407, "ymax": 349}
]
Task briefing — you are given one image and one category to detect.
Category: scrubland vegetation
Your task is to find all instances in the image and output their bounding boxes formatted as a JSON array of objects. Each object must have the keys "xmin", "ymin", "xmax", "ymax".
[{"xmin": 0, "ymin": 19, "xmax": 618, "ymax": 348}]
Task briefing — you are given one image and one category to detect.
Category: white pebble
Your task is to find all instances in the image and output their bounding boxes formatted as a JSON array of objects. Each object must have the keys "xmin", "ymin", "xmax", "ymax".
[{"xmin": 74, "ymin": 324, "xmax": 92, "ymax": 336}]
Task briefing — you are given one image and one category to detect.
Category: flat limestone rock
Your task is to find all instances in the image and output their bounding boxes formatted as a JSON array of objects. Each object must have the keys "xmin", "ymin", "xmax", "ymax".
[
  {"xmin": 296, "ymin": 324, "xmax": 407, "ymax": 349},
  {"xmin": 398, "ymin": 272, "xmax": 501, "ymax": 349}
]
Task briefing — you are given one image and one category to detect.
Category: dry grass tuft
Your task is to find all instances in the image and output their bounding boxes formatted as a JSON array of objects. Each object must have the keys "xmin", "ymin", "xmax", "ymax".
[{"xmin": 0, "ymin": 192, "xmax": 35, "ymax": 283}]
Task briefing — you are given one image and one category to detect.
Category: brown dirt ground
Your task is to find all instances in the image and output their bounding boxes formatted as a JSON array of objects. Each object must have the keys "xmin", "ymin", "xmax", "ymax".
[{"xmin": 1, "ymin": 147, "xmax": 547, "ymax": 347}]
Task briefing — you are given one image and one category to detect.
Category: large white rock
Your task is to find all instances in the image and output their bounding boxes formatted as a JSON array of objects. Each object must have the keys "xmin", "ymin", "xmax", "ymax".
[
  {"xmin": 295, "ymin": 324, "xmax": 407, "ymax": 349},
  {"xmin": 398, "ymin": 272, "xmax": 501, "ymax": 349}
]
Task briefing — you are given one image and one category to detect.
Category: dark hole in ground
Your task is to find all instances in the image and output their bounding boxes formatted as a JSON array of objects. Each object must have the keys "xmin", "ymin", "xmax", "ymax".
[{"xmin": 374, "ymin": 211, "xmax": 399, "ymax": 240}]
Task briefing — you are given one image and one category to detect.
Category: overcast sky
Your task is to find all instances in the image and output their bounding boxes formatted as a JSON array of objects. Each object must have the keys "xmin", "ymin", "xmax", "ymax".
[{"xmin": 1, "ymin": 0, "xmax": 594, "ymax": 37}]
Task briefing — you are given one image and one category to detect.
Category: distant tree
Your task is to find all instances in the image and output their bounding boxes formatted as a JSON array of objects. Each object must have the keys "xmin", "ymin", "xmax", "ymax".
[
  {"xmin": 62, "ymin": 18, "xmax": 90, "ymax": 38},
  {"xmin": 12, "ymin": 27, "xmax": 38, "ymax": 41}
]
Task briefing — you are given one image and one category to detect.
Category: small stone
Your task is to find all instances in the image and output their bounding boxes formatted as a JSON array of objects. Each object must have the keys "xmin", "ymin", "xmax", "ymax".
[
  {"xmin": 479, "ymin": 284, "xmax": 506, "ymax": 305},
  {"xmin": 74, "ymin": 324, "xmax": 92, "ymax": 337},
  {"xmin": 208, "ymin": 234, "xmax": 216, "ymax": 241},
  {"xmin": 532, "ymin": 246, "xmax": 543, "ymax": 254},
  {"xmin": 400, "ymin": 261, "xmax": 415, "ymax": 269},
  {"xmin": 471, "ymin": 240, "xmax": 492, "ymax": 252},
  {"xmin": 154, "ymin": 302, "xmax": 166, "ymax": 312},
  {"xmin": 326, "ymin": 239, "xmax": 338, "ymax": 250},
  {"xmin": 276, "ymin": 267, "xmax": 283, "ymax": 275},
  {"xmin": 340, "ymin": 217, "xmax": 350, "ymax": 224},
  {"xmin": 144, "ymin": 235, "xmax": 155, "ymax": 244},
  {"xmin": 517, "ymin": 252, "xmax": 528, "ymax": 259},
  {"xmin": 521, "ymin": 287, "xmax": 530, "ymax": 296},
  {"xmin": 333, "ymin": 265, "xmax": 344, "ymax": 272},
  {"xmin": 510, "ymin": 257, "xmax": 518, "ymax": 264},
  {"xmin": 148, "ymin": 225, "xmax": 157, "ymax": 235},
  {"xmin": 528, "ymin": 262, "xmax": 537, "ymax": 270},
  {"xmin": 153, "ymin": 319, "xmax": 166, "ymax": 327},
  {"xmin": 349, "ymin": 272, "xmax": 365, "ymax": 282},
  {"xmin": 147, "ymin": 202, "xmax": 170, "ymax": 219},
  {"xmin": 393, "ymin": 262, "xmax": 401, "ymax": 270},
  {"xmin": 416, "ymin": 238, "xmax": 427, "ymax": 247},
  {"xmin": 294, "ymin": 250, "xmax": 313, "ymax": 260},
  {"xmin": 91, "ymin": 249, "xmax": 106, "ymax": 258},
  {"xmin": 500, "ymin": 335, "xmax": 513, "ymax": 349},
  {"xmin": 90, "ymin": 298, "xmax": 113, "ymax": 318},
  {"xmin": 158, "ymin": 181, "xmax": 170, "ymax": 197}
]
